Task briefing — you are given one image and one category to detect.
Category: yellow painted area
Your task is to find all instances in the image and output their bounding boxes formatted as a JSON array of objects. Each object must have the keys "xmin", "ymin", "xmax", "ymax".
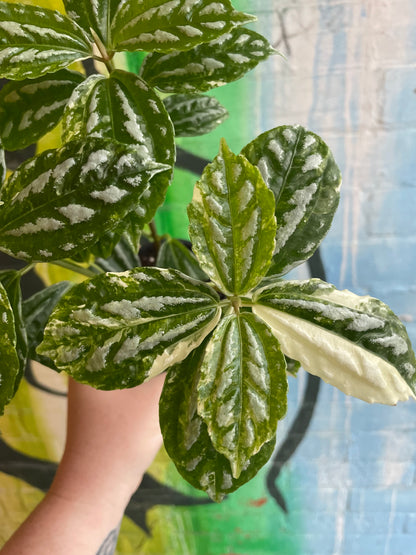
[{"xmin": 2, "ymin": 0, "xmax": 65, "ymax": 13}]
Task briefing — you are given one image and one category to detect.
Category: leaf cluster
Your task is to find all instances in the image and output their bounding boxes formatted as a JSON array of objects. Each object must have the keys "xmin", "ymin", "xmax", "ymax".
[{"xmin": 0, "ymin": 0, "xmax": 415, "ymax": 501}]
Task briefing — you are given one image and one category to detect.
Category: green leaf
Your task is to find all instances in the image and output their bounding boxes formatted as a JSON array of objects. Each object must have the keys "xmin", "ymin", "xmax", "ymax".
[
  {"xmin": 253, "ymin": 278, "xmax": 416, "ymax": 405},
  {"xmin": 160, "ymin": 341, "xmax": 276, "ymax": 502},
  {"xmin": 0, "ymin": 270, "xmax": 28, "ymax": 394},
  {"xmin": 22, "ymin": 281, "xmax": 72, "ymax": 370},
  {"xmin": 163, "ymin": 94, "xmax": 228, "ymax": 136},
  {"xmin": 188, "ymin": 138, "xmax": 276, "ymax": 296},
  {"xmin": 111, "ymin": 0, "xmax": 255, "ymax": 54},
  {"xmin": 285, "ymin": 355, "xmax": 301, "ymax": 377},
  {"xmin": 62, "ymin": 70, "xmax": 175, "ymax": 233},
  {"xmin": 141, "ymin": 27, "xmax": 276, "ymax": 93},
  {"xmin": 0, "ymin": 281, "xmax": 20, "ymax": 414},
  {"xmin": 241, "ymin": 125, "xmax": 342, "ymax": 277},
  {"xmin": 197, "ymin": 312, "xmax": 287, "ymax": 478},
  {"xmin": 37, "ymin": 267, "xmax": 222, "ymax": 389},
  {"xmin": 0, "ymin": 2, "xmax": 92, "ymax": 80},
  {"xmin": 63, "ymin": 0, "xmax": 120, "ymax": 45},
  {"xmin": 95, "ymin": 235, "xmax": 141, "ymax": 272},
  {"xmin": 0, "ymin": 69, "xmax": 84, "ymax": 151},
  {"xmin": 0, "ymin": 138, "xmax": 168, "ymax": 262},
  {"xmin": 0, "ymin": 142, "xmax": 5, "ymax": 184},
  {"xmin": 156, "ymin": 237, "xmax": 208, "ymax": 281}
]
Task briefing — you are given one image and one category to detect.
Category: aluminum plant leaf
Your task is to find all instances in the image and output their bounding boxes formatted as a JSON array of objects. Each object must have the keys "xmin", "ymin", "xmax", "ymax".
[
  {"xmin": 156, "ymin": 237, "xmax": 208, "ymax": 281},
  {"xmin": 0, "ymin": 2, "xmax": 92, "ymax": 80},
  {"xmin": 0, "ymin": 281, "xmax": 20, "ymax": 415},
  {"xmin": 22, "ymin": 281, "xmax": 73, "ymax": 370},
  {"xmin": 160, "ymin": 341, "xmax": 277, "ymax": 502},
  {"xmin": 188, "ymin": 138, "xmax": 276, "ymax": 296},
  {"xmin": 111, "ymin": 0, "xmax": 255, "ymax": 54},
  {"xmin": 0, "ymin": 270, "xmax": 28, "ymax": 394},
  {"xmin": 0, "ymin": 138, "xmax": 168, "ymax": 262},
  {"xmin": 63, "ymin": 0, "xmax": 120, "ymax": 45},
  {"xmin": 62, "ymin": 70, "xmax": 175, "ymax": 233},
  {"xmin": 37, "ymin": 267, "xmax": 221, "ymax": 389},
  {"xmin": 95, "ymin": 234, "xmax": 141, "ymax": 272},
  {"xmin": 253, "ymin": 278, "xmax": 416, "ymax": 405},
  {"xmin": 0, "ymin": 70, "xmax": 84, "ymax": 151},
  {"xmin": 197, "ymin": 312, "xmax": 287, "ymax": 479},
  {"xmin": 241, "ymin": 125, "xmax": 342, "ymax": 277},
  {"xmin": 141, "ymin": 27, "xmax": 276, "ymax": 93},
  {"xmin": 163, "ymin": 94, "xmax": 228, "ymax": 137}
]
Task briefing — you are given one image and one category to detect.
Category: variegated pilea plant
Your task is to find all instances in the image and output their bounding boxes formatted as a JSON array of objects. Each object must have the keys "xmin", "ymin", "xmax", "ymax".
[{"xmin": 0, "ymin": 0, "xmax": 415, "ymax": 502}]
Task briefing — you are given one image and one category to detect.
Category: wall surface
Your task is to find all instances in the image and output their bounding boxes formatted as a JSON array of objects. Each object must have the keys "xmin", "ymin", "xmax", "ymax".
[{"xmin": 0, "ymin": 0, "xmax": 416, "ymax": 554}]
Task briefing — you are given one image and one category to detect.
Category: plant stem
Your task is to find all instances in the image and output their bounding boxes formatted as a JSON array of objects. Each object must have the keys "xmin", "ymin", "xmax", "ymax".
[
  {"xmin": 17, "ymin": 263, "xmax": 35, "ymax": 277},
  {"xmin": 149, "ymin": 221, "xmax": 161, "ymax": 252},
  {"xmin": 52, "ymin": 260, "xmax": 97, "ymax": 279},
  {"xmin": 91, "ymin": 28, "xmax": 115, "ymax": 74}
]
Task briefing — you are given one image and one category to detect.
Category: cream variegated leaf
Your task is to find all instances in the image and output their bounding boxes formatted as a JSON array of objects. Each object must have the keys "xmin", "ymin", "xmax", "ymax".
[
  {"xmin": 37, "ymin": 268, "xmax": 221, "ymax": 389},
  {"xmin": 197, "ymin": 313, "xmax": 287, "ymax": 479},
  {"xmin": 0, "ymin": 281, "xmax": 20, "ymax": 415},
  {"xmin": 111, "ymin": 0, "xmax": 255, "ymax": 54},
  {"xmin": 242, "ymin": 126, "xmax": 341, "ymax": 277},
  {"xmin": 0, "ymin": 138, "xmax": 168, "ymax": 261},
  {"xmin": 160, "ymin": 340, "xmax": 277, "ymax": 502},
  {"xmin": 0, "ymin": 69, "xmax": 84, "ymax": 151},
  {"xmin": 253, "ymin": 278, "xmax": 416, "ymax": 405},
  {"xmin": 0, "ymin": 2, "xmax": 92, "ymax": 80},
  {"xmin": 141, "ymin": 27, "xmax": 276, "ymax": 93},
  {"xmin": 163, "ymin": 94, "xmax": 228, "ymax": 136},
  {"xmin": 0, "ymin": 143, "xmax": 5, "ymax": 184},
  {"xmin": 188, "ymin": 138, "xmax": 276, "ymax": 296}
]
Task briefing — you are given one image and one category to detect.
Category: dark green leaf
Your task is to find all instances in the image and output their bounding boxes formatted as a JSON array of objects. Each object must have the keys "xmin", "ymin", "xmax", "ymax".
[
  {"xmin": 62, "ymin": 70, "xmax": 175, "ymax": 235},
  {"xmin": 253, "ymin": 278, "xmax": 416, "ymax": 405},
  {"xmin": 163, "ymin": 94, "xmax": 228, "ymax": 136},
  {"xmin": 0, "ymin": 270, "xmax": 27, "ymax": 394},
  {"xmin": 241, "ymin": 125, "xmax": 342, "ymax": 277},
  {"xmin": 95, "ymin": 235, "xmax": 141, "ymax": 272},
  {"xmin": 160, "ymin": 340, "xmax": 276, "ymax": 502},
  {"xmin": 37, "ymin": 267, "xmax": 221, "ymax": 389},
  {"xmin": 111, "ymin": 0, "xmax": 255, "ymax": 54},
  {"xmin": 22, "ymin": 281, "xmax": 72, "ymax": 370},
  {"xmin": 188, "ymin": 138, "xmax": 276, "ymax": 296},
  {"xmin": 0, "ymin": 280, "xmax": 20, "ymax": 414},
  {"xmin": 0, "ymin": 69, "xmax": 84, "ymax": 151},
  {"xmin": 0, "ymin": 3, "xmax": 92, "ymax": 80},
  {"xmin": 197, "ymin": 312, "xmax": 287, "ymax": 478},
  {"xmin": 63, "ymin": 0, "xmax": 120, "ymax": 45},
  {"xmin": 156, "ymin": 237, "xmax": 208, "ymax": 281},
  {"xmin": 141, "ymin": 27, "xmax": 276, "ymax": 93},
  {"xmin": 0, "ymin": 138, "xmax": 168, "ymax": 262}
]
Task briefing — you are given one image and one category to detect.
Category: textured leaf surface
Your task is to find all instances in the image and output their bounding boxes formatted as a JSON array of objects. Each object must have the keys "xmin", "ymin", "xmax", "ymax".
[
  {"xmin": 0, "ymin": 281, "xmax": 19, "ymax": 415},
  {"xmin": 94, "ymin": 232, "xmax": 141, "ymax": 271},
  {"xmin": 141, "ymin": 27, "xmax": 276, "ymax": 93},
  {"xmin": 0, "ymin": 69, "xmax": 84, "ymax": 151},
  {"xmin": 0, "ymin": 138, "xmax": 168, "ymax": 261},
  {"xmin": 63, "ymin": 0, "xmax": 120, "ymax": 45},
  {"xmin": 23, "ymin": 281, "xmax": 72, "ymax": 370},
  {"xmin": 188, "ymin": 139, "xmax": 276, "ymax": 296},
  {"xmin": 62, "ymin": 70, "xmax": 175, "ymax": 232},
  {"xmin": 253, "ymin": 278, "xmax": 416, "ymax": 405},
  {"xmin": 163, "ymin": 94, "xmax": 228, "ymax": 136},
  {"xmin": 197, "ymin": 312, "xmax": 287, "ymax": 478},
  {"xmin": 0, "ymin": 2, "xmax": 92, "ymax": 80},
  {"xmin": 156, "ymin": 237, "xmax": 208, "ymax": 281},
  {"xmin": 160, "ymin": 341, "xmax": 276, "ymax": 502},
  {"xmin": 111, "ymin": 0, "xmax": 255, "ymax": 54},
  {"xmin": 37, "ymin": 268, "xmax": 221, "ymax": 389},
  {"xmin": 242, "ymin": 125, "xmax": 341, "ymax": 277},
  {"xmin": 0, "ymin": 270, "xmax": 27, "ymax": 394}
]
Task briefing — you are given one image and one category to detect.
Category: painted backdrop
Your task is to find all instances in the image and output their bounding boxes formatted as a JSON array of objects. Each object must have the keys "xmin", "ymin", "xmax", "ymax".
[{"xmin": 1, "ymin": 1, "xmax": 416, "ymax": 554}]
